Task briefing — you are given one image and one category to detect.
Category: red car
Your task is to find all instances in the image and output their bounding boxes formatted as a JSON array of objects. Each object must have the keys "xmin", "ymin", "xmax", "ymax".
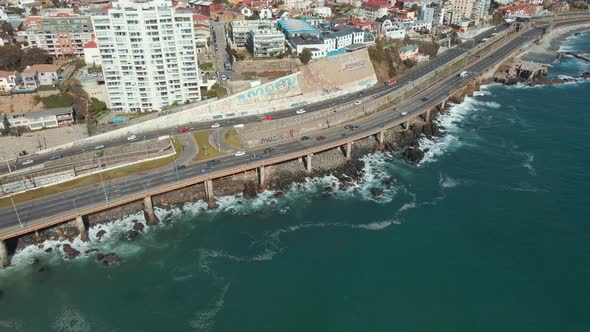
[
  {"xmin": 178, "ymin": 127, "xmax": 189, "ymax": 133},
  {"xmin": 316, "ymin": 136, "xmax": 327, "ymax": 141},
  {"xmin": 262, "ymin": 115, "xmax": 273, "ymax": 121}
]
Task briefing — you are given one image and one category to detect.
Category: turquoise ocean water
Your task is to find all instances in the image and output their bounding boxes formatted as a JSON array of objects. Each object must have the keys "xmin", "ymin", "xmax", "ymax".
[{"xmin": 1, "ymin": 31, "xmax": 589, "ymax": 331}]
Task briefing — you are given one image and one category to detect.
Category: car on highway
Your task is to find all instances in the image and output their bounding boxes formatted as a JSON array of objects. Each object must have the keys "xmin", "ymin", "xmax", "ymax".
[
  {"xmin": 234, "ymin": 151, "xmax": 246, "ymax": 156},
  {"xmin": 263, "ymin": 147, "xmax": 275, "ymax": 154},
  {"xmin": 250, "ymin": 154, "xmax": 262, "ymax": 161},
  {"xmin": 176, "ymin": 165, "xmax": 187, "ymax": 170},
  {"xmin": 296, "ymin": 109, "xmax": 306, "ymax": 114},
  {"xmin": 178, "ymin": 127, "xmax": 189, "ymax": 133},
  {"xmin": 459, "ymin": 71, "xmax": 470, "ymax": 78},
  {"xmin": 354, "ymin": 100, "xmax": 362, "ymax": 106},
  {"xmin": 262, "ymin": 116, "xmax": 273, "ymax": 121},
  {"xmin": 200, "ymin": 167, "xmax": 213, "ymax": 173},
  {"xmin": 127, "ymin": 135, "xmax": 137, "ymax": 141},
  {"xmin": 344, "ymin": 125, "xmax": 360, "ymax": 130},
  {"xmin": 211, "ymin": 123, "xmax": 220, "ymax": 128},
  {"xmin": 49, "ymin": 154, "xmax": 63, "ymax": 160},
  {"xmin": 301, "ymin": 136, "xmax": 310, "ymax": 141},
  {"xmin": 207, "ymin": 159, "xmax": 221, "ymax": 166},
  {"xmin": 22, "ymin": 159, "xmax": 34, "ymax": 166},
  {"xmin": 94, "ymin": 144, "xmax": 105, "ymax": 150},
  {"xmin": 316, "ymin": 136, "xmax": 327, "ymax": 141},
  {"xmin": 401, "ymin": 111, "xmax": 408, "ymax": 116},
  {"xmin": 421, "ymin": 97, "xmax": 429, "ymax": 102}
]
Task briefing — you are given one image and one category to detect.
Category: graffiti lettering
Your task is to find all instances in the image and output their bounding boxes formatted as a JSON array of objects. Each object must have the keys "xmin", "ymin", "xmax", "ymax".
[
  {"xmin": 237, "ymin": 76, "xmax": 299, "ymax": 103},
  {"xmin": 343, "ymin": 61, "xmax": 366, "ymax": 71},
  {"xmin": 259, "ymin": 133, "xmax": 289, "ymax": 145}
]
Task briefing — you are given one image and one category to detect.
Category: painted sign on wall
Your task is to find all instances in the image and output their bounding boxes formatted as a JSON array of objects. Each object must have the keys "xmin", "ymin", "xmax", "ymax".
[{"xmin": 236, "ymin": 75, "xmax": 299, "ymax": 103}]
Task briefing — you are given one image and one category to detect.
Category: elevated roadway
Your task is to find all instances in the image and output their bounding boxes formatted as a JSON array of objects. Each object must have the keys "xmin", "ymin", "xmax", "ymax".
[{"xmin": 0, "ymin": 17, "xmax": 589, "ymax": 240}]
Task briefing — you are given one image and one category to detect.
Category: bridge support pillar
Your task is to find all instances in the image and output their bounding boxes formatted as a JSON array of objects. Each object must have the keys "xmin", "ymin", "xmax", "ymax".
[
  {"xmin": 143, "ymin": 196, "xmax": 159, "ymax": 225},
  {"xmin": 425, "ymin": 109, "xmax": 432, "ymax": 122},
  {"xmin": 345, "ymin": 142, "xmax": 352, "ymax": 160},
  {"xmin": 75, "ymin": 216, "xmax": 89, "ymax": 242},
  {"xmin": 305, "ymin": 154, "xmax": 313, "ymax": 173},
  {"xmin": 258, "ymin": 166, "xmax": 266, "ymax": 189},
  {"xmin": 0, "ymin": 240, "xmax": 8, "ymax": 268},
  {"xmin": 403, "ymin": 120, "xmax": 411, "ymax": 131},
  {"xmin": 378, "ymin": 131, "xmax": 385, "ymax": 145},
  {"xmin": 439, "ymin": 100, "xmax": 446, "ymax": 112},
  {"xmin": 204, "ymin": 180, "xmax": 216, "ymax": 208}
]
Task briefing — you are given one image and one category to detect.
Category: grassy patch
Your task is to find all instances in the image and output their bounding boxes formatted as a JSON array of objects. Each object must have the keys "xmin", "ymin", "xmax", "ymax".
[
  {"xmin": 35, "ymin": 92, "xmax": 73, "ymax": 109},
  {"xmin": 0, "ymin": 139, "xmax": 183, "ymax": 208},
  {"xmin": 223, "ymin": 128, "xmax": 243, "ymax": 150},
  {"xmin": 87, "ymin": 66, "xmax": 102, "ymax": 74},
  {"xmin": 199, "ymin": 62, "xmax": 214, "ymax": 71},
  {"xmin": 192, "ymin": 130, "xmax": 225, "ymax": 162}
]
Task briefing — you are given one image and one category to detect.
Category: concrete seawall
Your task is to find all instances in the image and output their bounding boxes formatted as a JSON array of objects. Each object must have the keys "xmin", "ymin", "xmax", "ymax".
[{"xmin": 38, "ymin": 50, "xmax": 378, "ymax": 155}]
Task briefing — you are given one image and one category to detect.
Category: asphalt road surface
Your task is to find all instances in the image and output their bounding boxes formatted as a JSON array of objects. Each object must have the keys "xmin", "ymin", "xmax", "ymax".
[
  {"xmin": 0, "ymin": 23, "xmax": 510, "ymax": 175},
  {"xmin": 0, "ymin": 22, "xmax": 562, "ymax": 233}
]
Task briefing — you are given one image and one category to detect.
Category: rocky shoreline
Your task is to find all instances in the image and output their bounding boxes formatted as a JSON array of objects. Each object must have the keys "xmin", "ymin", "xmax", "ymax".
[{"xmin": 9, "ymin": 104, "xmax": 447, "ymax": 265}]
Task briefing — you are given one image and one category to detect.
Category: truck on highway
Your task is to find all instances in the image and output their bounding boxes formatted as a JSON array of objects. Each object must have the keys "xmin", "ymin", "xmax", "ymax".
[{"xmin": 385, "ymin": 78, "xmax": 397, "ymax": 86}]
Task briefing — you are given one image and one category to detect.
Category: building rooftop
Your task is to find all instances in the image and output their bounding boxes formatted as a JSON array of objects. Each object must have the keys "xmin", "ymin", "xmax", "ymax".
[
  {"xmin": 399, "ymin": 44, "xmax": 419, "ymax": 52},
  {"xmin": 290, "ymin": 34, "xmax": 323, "ymax": 46},
  {"xmin": 362, "ymin": 1, "xmax": 389, "ymax": 8},
  {"xmin": 0, "ymin": 71, "xmax": 15, "ymax": 78},
  {"xmin": 22, "ymin": 64, "xmax": 61, "ymax": 74},
  {"xmin": 277, "ymin": 19, "xmax": 320, "ymax": 35},
  {"xmin": 26, "ymin": 107, "xmax": 74, "ymax": 119},
  {"xmin": 83, "ymin": 40, "xmax": 97, "ymax": 48}
]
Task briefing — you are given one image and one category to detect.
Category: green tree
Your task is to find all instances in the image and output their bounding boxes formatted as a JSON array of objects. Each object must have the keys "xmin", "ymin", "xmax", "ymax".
[
  {"xmin": 0, "ymin": 45, "xmax": 24, "ymax": 70},
  {"xmin": 31, "ymin": 7, "xmax": 39, "ymax": 15},
  {"xmin": 492, "ymin": 12, "xmax": 504, "ymax": 25},
  {"xmin": 419, "ymin": 42, "xmax": 440, "ymax": 57},
  {"xmin": 0, "ymin": 22, "xmax": 15, "ymax": 36},
  {"xmin": 21, "ymin": 47, "xmax": 52, "ymax": 68},
  {"xmin": 299, "ymin": 48, "xmax": 312, "ymax": 64}
]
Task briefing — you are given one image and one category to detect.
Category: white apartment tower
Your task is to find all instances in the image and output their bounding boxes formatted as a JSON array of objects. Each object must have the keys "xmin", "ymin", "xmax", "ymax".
[{"xmin": 92, "ymin": 0, "xmax": 201, "ymax": 113}]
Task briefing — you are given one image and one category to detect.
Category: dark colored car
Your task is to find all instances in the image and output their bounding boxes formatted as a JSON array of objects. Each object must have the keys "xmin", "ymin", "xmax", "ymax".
[
  {"xmin": 250, "ymin": 154, "xmax": 262, "ymax": 161},
  {"xmin": 344, "ymin": 125, "xmax": 353, "ymax": 130},
  {"xmin": 316, "ymin": 136, "xmax": 327, "ymax": 141},
  {"xmin": 176, "ymin": 165, "xmax": 187, "ymax": 170},
  {"xmin": 421, "ymin": 97, "xmax": 429, "ymax": 101},
  {"xmin": 49, "ymin": 154, "xmax": 63, "ymax": 160},
  {"xmin": 207, "ymin": 159, "xmax": 221, "ymax": 166},
  {"xmin": 263, "ymin": 147, "xmax": 275, "ymax": 154},
  {"xmin": 301, "ymin": 136, "xmax": 310, "ymax": 141}
]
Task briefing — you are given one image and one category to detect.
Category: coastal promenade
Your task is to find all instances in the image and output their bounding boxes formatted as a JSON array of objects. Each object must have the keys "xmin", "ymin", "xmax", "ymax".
[{"xmin": 0, "ymin": 16, "xmax": 589, "ymax": 265}]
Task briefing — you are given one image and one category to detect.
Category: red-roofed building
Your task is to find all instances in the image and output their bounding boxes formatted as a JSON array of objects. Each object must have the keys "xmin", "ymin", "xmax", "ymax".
[
  {"xmin": 0, "ymin": 71, "xmax": 17, "ymax": 93},
  {"xmin": 499, "ymin": 4, "xmax": 532, "ymax": 18},
  {"xmin": 361, "ymin": 1, "xmax": 390, "ymax": 21},
  {"xmin": 351, "ymin": 19, "xmax": 374, "ymax": 30},
  {"xmin": 83, "ymin": 39, "xmax": 101, "ymax": 66}
]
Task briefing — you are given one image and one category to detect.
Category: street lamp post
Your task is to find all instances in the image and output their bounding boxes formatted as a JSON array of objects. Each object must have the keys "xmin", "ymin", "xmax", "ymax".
[
  {"xmin": 99, "ymin": 172, "xmax": 109, "ymax": 203},
  {"xmin": 10, "ymin": 196, "xmax": 23, "ymax": 228}
]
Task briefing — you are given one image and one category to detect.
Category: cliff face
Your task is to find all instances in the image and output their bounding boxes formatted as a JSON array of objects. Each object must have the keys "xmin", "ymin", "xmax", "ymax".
[{"xmin": 368, "ymin": 39, "xmax": 406, "ymax": 82}]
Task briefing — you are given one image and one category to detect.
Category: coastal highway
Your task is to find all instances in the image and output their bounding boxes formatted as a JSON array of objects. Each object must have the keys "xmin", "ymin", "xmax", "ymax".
[
  {"xmin": 0, "ymin": 20, "xmax": 575, "ymax": 234},
  {"xmin": 0, "ymin": 23, "xmax": 510, "ymax": 175}
]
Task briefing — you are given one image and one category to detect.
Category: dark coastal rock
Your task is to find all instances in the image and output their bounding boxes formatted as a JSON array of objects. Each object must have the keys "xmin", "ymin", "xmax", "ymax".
[
  {"xmin": 97, "ymin": 253, "xmax": 121, "ymax": 266},
  {"xmin": 44, "ymin": 248, "xmax": 53, "ymax": 253},
  {"xmin": 324, "ymin": 186, "xmax": 334, "ymax": 193},
  {"xmin": 124, "ymin": 230, "xmax": 139, "ymax": 240},
  {"xmin": 274, "ymin": 191, "xmax": 284, "ymax": 199},
  {"xmin": 403, "ymin": 147, "xmax": 425, "ymax": 163},
  {"xmin": 371, "ymin": 188, "xmax": 384, "ymax": 197},
  {"xmin": 132, "ymin": 222, "xmax": 145, "ymax": 232},
  {"xmin": 96, "ymin": 230, "xmax": 107, "ymax": 239},
  {"xmin": 62, "ymin": 244, "xmax": 80, "ymax": 259},
  {"xmin": 242, "ymin": 182, "xmax": 258, "ymax": 199}
]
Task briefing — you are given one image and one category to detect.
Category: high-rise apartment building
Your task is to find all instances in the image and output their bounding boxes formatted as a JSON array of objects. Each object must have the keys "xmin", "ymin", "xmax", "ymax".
[
  {"xmin": 474, "ymin": 0, "xmax": 491, "ymax": 19},
  {"xmin": 447, "ymin": 0, "xmax": 476, "ymax": 22},
  {"xmin": 92, "ymin": 0, "xmax": 201, "ymax": 113},
  {"xmin": 24, "ymin": 12, "xmax": 94, "ymax": 58}
]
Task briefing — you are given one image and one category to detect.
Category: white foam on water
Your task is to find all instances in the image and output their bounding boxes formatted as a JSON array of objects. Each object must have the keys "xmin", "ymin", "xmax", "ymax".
[
  {"xmin": 52, "ymin": 306, "xmax": 91, "ymax": 332},
  {"xmin": 0, "ymin": 320, "xmax": 24, "ymax": 332},
  {"xmin": 439, "ymin": 173, "xmax": 461, "ymax": 189},
  {"xmin": 189, "ymin": 283, "xmax": 230, "ymax": 332}
]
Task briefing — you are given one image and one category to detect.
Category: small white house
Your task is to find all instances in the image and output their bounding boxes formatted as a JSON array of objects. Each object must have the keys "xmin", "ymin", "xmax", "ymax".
[
  {"xmin": 313, "ymin": 6, "xmax": 332, "ymax": 18},
  {"xmin": 258, "ymin": 7, "xmax": 273, "ymax": 19},
  {"xmin": 83, "ymin": 40, "xmax": 101, "ymax": 66}
]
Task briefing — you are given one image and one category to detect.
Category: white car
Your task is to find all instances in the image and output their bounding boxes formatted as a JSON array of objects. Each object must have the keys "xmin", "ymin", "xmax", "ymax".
[
  {"xmin": 296, "ymin": 109, "xmax": 306, "ymax": 114},
  {"xmin": 22, "ymin": 159, "xmax": 34, "ymax": 165},
  {"xmin": 221, "ymin": 75, "xmax": 227, "ymax": 80},
  {"xmin": 401, "ymin": 111, "xmax": 408, "ymax": 116},
  {"xmin": 234, "ymin": 151, "xmax": 246, "ymax": 157},
  {"xmin": 127, "ymin": 135, "xmax": 137, "ymax": 141},
  {"xmin": 354, "ymin": 100, "xmax": 362, "ymax": 106},
  {"xmin": 94, "ymin": 144, "xmax": 105, "ymax": 150},
  {"xmin": 211, "ymin": 123, "xmax": 220, "ymax": 128}
]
